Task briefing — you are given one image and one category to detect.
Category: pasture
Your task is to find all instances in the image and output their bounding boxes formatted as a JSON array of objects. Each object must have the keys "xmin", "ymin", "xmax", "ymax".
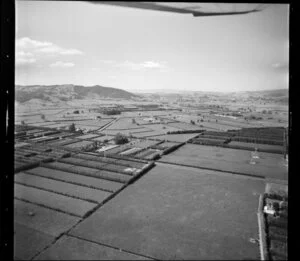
[{"xmin": 159, "ymin": 144, "xmax": 288, "ymax": 180}]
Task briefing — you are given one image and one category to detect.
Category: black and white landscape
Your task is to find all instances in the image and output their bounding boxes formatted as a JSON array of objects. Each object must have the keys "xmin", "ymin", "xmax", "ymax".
[{"xmin": 14, "ymin": 2, "xmax": 288, "ymax": 260}]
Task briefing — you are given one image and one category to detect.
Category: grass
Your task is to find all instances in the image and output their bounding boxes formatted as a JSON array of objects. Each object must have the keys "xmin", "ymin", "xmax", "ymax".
[
  {"xmin": 14, "ymin": 183, "xmax": 97, "ymax": 218},
  {"xmin": 160, "ymin": 144, "xmax": 288, "ymax": 180}
]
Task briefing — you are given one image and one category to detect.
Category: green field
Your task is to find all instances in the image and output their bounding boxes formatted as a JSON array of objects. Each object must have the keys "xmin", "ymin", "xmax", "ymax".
[
  {"xmin": 64, "ymin": 140, "xmax": 94, "ymax": 149},
  {"xmin": 159, "ymin": 144, "xmax": 287, "ymax": 180},
  {"xmin": 69, "ymin": 164, "xmax": 264, "ymax": 260},
  {"xmin": 14, "ymin": 183, "xmax": 97, "ymax": 217},
  {"xmin": 14, "ymin": 199, "xmax": 80, "ymax": 237},
  {"xmin": 26, "ymin": 167, "xmax": 123, "ymax": 192},
  {"xmin": 15, "ymin": 173, "xmax": 111, "ymax": 203},
  {"xmin": 149, "ymin": 133, "xmax": 200, "ymax": 142}
]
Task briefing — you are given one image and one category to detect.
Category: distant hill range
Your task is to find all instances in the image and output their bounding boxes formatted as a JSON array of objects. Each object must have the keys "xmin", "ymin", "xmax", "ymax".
[
  {"xmin": 15, "ymin": 84, "xmax": 140, "ymax": 103},
  {"xmin": 237, "ymin": 89, "xmax": 289, "ymax": 104},
  {"xmin": 242, "ymin": 88, "xmax": 288, "ymax": 97},
  {"xmin": 144, "ymin": 88, "xmax": 288, "ymax": 104}
]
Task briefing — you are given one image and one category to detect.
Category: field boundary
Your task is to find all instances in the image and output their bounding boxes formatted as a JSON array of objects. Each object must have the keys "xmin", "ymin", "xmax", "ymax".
[
  {"xmin": 158, "ymin": 160, "xmax": 266, "ymax": 180},
  {"xmin": 24, "ymin": 170, "xmax": 115, "ymax": 193}
]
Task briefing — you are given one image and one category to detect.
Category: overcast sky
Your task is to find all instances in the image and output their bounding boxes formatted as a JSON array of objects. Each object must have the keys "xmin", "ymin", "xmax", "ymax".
[{"xmin": 15, "ymin": 1, "xmax": 289, "ymax": 93}]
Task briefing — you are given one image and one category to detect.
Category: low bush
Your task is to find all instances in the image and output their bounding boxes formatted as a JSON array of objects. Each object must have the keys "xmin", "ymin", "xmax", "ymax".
[
  {"xmin": 267, "ymin": 216, "xmax": 288, "ymax": 229},
  {"xmin": 270, "ymin": 239, "xmax": 287, "ymax": 257},
  {"xmin": 265, "ymin": 193, "xmax": 288, "ymax": 202},
  {"xmin": 114, "ymin": 133, "xmax": 129, "ymax": 145},
  {"xmin": 166, "ymin": 130, "xmax": 204, "ymax": 134}
]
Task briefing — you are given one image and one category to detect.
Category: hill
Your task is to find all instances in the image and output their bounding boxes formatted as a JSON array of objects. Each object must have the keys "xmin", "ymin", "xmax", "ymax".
[
  {"xmin": 243, "ymin": 89, "xmax": 288, "ymax": 98},
  {"xmin": 15, "ymin": 84, "xmax": 140, "ymax": 103}
]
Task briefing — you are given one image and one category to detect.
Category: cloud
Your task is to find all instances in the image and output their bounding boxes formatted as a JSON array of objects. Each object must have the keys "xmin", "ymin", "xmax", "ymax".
[
  {"xmin": 142, "ymin": 61, "xmax": 167, "ymax": 69},
  {"xmin": 116, "ymin": 60, "xmax": 169, "ymax": 71},
  {"xmin": 16, "ymin": 37, "xmax": 84, "ymax": 56},
  {"xmin": 50, "ymin": 61, "xmax": 75, "ymax": 68},
  {"xmin": 16, "ymin": 37, "xmax": 52, "ymax": 49},
  {"xmin": 16, "ymin": 51, "xmax": 36, "ymax": 65},
  {"xmin": 60, "ymin": 49, "xmax": 83, "ymax": 55}
]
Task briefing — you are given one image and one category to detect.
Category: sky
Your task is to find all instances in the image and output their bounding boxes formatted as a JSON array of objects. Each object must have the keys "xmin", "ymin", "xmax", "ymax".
[{"xmin": 15, "ymin": 1, "xmax": 289, "ymax": 93}]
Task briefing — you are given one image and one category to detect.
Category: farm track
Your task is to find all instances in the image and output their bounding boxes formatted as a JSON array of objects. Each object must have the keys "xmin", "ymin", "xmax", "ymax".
[{"xmin": 96, "ymin": 118, "xmax": 119, "ymax": 132}]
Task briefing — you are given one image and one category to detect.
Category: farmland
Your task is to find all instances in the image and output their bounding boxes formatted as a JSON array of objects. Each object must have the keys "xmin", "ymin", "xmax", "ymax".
[
  {"xmin": 159, "ymin": 144, "xmax": 288, "ymax": 180},
  {"xmin": 14, "ymin": 87, "xmax": 288, "ymax": 260},
  {"xmin": 68, "ymin": 164, "xmax": 265, "ymax": 260}
]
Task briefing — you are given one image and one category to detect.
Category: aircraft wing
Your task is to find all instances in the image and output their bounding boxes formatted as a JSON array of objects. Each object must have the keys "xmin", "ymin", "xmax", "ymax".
[{"xmin": 91, "ymin": 2, "xmax": 267, "ymax": 17}]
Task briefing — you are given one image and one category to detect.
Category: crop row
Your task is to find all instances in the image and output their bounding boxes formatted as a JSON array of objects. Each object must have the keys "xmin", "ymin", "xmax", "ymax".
[
  {"xmin": 57, "ymin": 157, "xmax": 132, "ymax": 175},
  {"xmin": 222, "ymin": 143, "xmax": 283, "ymax": 154},
  {"xmin": 72, "ymin": 153, "xmax": 117, "ymax": 164},
  {"xmin": 107, "ymin": 153, "xmax": 149, "ymax": 164},
  {"xmin": 25, "ymin": 129, "xmax": 46, "ymax": 134},
  {"xmin": 134, "ymin": 149, "xmax": 159, "ymax": 159},
  {"xmin": 43, "ymin": 132, "xmax": 75, "ymax": 139},
  {"xmin": 49, "ymin": 139, "xmax": 82, "ymax": 146},
  {"xmin": 231, "ymin": 132, "xmax": 283, "ymax": 141},
  {"xmin": 15, "ymin": 125, "xmax": 35, "ymax": 132},
  {"xmin": 199, "ymin": 134, "xmax": 231, "ymax": 141},
  {"xmin": 43, "ymin": 162, "xmax": 130, "ymax": 184},
  {"xmin": 15, "ymin": 173, "xmax": 111, "ymax": 204},
  {"xmin": 15, "ymin": 152, "xmax": 54, "ymax": 162},
  {"xmin": 73, "ymin": 153, "xmax": 116, "ymax": 163},
  {"xmin": 202, "ymin": 131, "xmax": 234, "ymax": 137},
  {"xmin": 166, "ymin": 129, "xmax": 205, "ymax": 134},
  {"xmin": 30, "ymin": 136, "xmax": 60, "ymax": 143},
  {"xmin": 133, "ymin": 139, "xmax": 164, "ymax": 148},
  {"xmin": 190, "ymin": 138, "xmax": 226, "ymax": 146},
  {"xmin": 142, "ymin": 151, "xmax": 160, "ymax": 160},
  {"xmin": 28, "ymin": 146, "xmax": 57, "ymax": 152},
  {"xmin": 231, "ymin": 136, "xmax": 283, "ymax": 146},
  {"xmin": 59, "ymin": 156, "xmax": 139, "ymax": 175},
  {"xmin": 14, "ymin": 161, "xmax": 39, "ymax": 173},
  {"xmin": 17, "ymin": 146, "xmax": 70, "ymax": 159},
  {"xmin": 14, "ymin": 183, "xmax": 97, "ymax": 218},
  {"xmin": 17, "ymin": 134, "xmax": 36, "ymax": 141},
  {"xmin": 120, "ymin": 147, "xmax": 143, "ymax": 156},
  {"xmin": 26, "ymin": 167, "xmax": 123, "ymax": 193},
  {"xmin": 15, "ymin": 150, "xmax": 33, "ymax": 157},
  {"xmin": 103, "ymin": 145, "xmax": 131, "ymax": 155},
  {"xmin": 15, "ymin": 131, "xmax": 27, "ymax": 138}
]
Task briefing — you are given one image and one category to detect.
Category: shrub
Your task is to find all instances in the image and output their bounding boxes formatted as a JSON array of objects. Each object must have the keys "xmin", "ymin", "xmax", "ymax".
[
  {"xmin": 267, "ymin": 216, "xmax": 288, "ymax": 229},
  {"xmin": 103, "ymin": 109, "xmax": 121, "ymax": 115},
  {"xmin": 273, "ymin": 202, "xmax": 280, "ymax": 212},
  {"xmin": 73, "ymin": 110, "xmax": 80, "ymax": 114},
  {"xmin": 114, "ymin": 133, "xmax": 129, "ymax": 145},
  {"xmin": 69, "ymin": 123, "xmax": 76, "ymax": 132}
]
